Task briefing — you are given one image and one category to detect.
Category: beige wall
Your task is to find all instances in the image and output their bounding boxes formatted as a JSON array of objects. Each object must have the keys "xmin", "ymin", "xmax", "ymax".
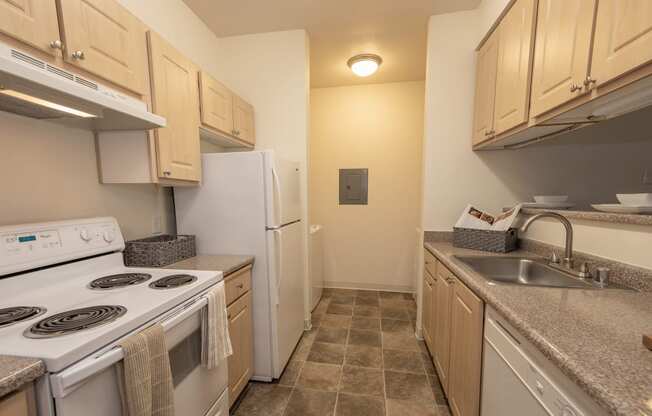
[
  {"xmin": 310, "ymin": 81, "xmax": 425, "ymax": 291},
  {"xmin": 421, "ymin": 0, "xmax": 652, "ymax": 269},
  {"xmin": 0, "ymin": 0, "xmax": 224, "ymax": 239}
]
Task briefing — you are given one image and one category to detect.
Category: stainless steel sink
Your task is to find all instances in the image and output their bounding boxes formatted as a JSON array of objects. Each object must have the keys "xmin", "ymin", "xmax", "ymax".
[{"xmin": 454, "ymin": 256, "xmax": 598, "ymax": 289}]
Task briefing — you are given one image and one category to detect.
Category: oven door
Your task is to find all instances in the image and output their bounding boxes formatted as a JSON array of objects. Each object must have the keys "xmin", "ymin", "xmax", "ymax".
[{"xmin": 48, "ymin": 289, "xmax": 228, "ymax": 416}]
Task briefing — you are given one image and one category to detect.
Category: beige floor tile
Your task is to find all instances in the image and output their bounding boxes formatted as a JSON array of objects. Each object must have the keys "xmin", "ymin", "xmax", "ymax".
[
  {"xmin": 327, "ymin": 303, "xmax": 354, "ymax": 315},
  {"xmin": 350, "ymin": 316, "xmax": 381, "ymax": 331},
  {"xmin": 308, "ymin": 342, "xmax": 345, "ymax": 365},
  {"xmin": 348, "ymin": 329, "xmax": 382, "ymax": 347},
  {"xmin": 284, "ymin": 388, "xmax": 337, "ymax": 416},
  {"xmin": 339, "ymin": 366, "xmax": 384, "ymax": 397},
  {"xmin": 315, "ymin": 327, "xmax": 349, "ymax": 344},
  {"xmin": 383, "ymin": 349, "xmax": 426, "ymax": 374},
  {"xmin": 296, "ymin": 362, "xmax": 343, "ymax": 391},
  {"xmin": 278, "ymin": 360, "xmax": 304, "ymax": 387},
  {"xmin": 386, "ymin": 399, "xmax": 438, "ymax": 416},
  {"xmin": 336, "ymin": 393, "xmax": 385, "ymax": 416},
  {"xmin": 320, "ymin": 314, "xmax": 352, "ymax": 329},
  {"xmin": 381, "ymin": 318, "xmax": 414, "ymax": 333},
  {"xmin": 384, "ymin": 370, "xmax": 434, "ymax": 402},
  {"xmin": 382, "ymin": 332, "xmax": 419, "ymax": 351},
  {"xmin": 353, "ymin": 305, "xmax": 380, "ymax": 318},
  {"xmin": 344, "ymin": 345, "xmax": 383, "ymax": 368},
  {"xmin": 380, "ymin": 306, "xmax": 410, "ymax": 320},
  {"xmin": 232, "ymin": 383, "xmax": 292, "ymax": 416}
]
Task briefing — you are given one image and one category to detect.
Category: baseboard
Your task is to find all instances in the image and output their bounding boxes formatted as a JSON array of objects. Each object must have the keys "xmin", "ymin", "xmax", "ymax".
[{"xmin": 323, "ymin": 280, "xmax": 415, "ymax": 293}]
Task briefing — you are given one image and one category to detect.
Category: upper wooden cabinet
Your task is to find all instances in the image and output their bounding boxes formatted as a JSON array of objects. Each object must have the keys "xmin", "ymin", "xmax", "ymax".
[
  {"xmin": 493, "ymin": 0, "xmax": 536, "ymax": 134},
  {"xmin": 0, "ymin": 0, "xmax": 60, "ymax": 55},
  {"xmin": 592, "ymin": 0, "xmax": 652, "ymax": 88},
  {"xmin": 530, "ymin": 0, "xmax": 596, "ymax": 117},
  {"xmin": 447, "ymin": 277, "xmax": 484, "ymax": 416},
  {"xmin": 57, "ymin": 0, "xmax": 149, "ymax": 95},
  {"xmin": 233, "ymin": 95, "xmax": 255, "ymax": 146},
  {"xmin": 472, "ymin": 32, "xmax": 499, "ymax": 145},
  {"xmin": 148, "ymin": 31, "xmax": 201, "ymax": 182},
  {"xmin": 199, "ymin": 72, "xmax": 235, "ymax": 136}
]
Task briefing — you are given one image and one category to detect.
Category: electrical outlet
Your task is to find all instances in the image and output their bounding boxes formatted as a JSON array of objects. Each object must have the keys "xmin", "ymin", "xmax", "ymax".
[
  {"xmin": 644, "ymin": 168, "xmax": 652, "ymax": 185},
  {"xmin": 152, "ymin": 215, "xmax": 162, "ymax": 235}
]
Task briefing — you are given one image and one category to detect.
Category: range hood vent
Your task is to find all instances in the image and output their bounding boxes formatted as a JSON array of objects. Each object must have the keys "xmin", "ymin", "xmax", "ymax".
[{"xmin": 0, "ymin": 43, "xmax": 165, "ymax": 131}]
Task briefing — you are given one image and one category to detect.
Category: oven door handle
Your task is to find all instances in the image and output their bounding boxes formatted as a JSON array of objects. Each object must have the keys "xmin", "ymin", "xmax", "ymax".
[{"xmin": 50, "ymin": 295, "xmax": 209, "ymax": 398}]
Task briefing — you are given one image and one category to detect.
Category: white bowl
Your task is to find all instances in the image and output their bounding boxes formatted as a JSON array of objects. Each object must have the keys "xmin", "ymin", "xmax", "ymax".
[
  {"xmin": 533, "ymin": 195, "xmax": 569, "ymax": 203},
  {"xmin": 616, "ymin": 193, "xmax": 652, "ymax": 206}
]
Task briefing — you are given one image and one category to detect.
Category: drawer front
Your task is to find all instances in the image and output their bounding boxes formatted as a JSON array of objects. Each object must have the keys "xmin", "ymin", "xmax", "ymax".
[
  {"xmin": 424, "ymin": 249, "xmax": 437, "ymax": 277},
  {"xmin": 225, "ymin": 265, "xmax": 252, "ymax": 305}
]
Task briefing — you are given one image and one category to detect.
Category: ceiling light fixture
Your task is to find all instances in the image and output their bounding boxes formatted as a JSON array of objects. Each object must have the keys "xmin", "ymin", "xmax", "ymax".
[{"xmin": 347, "ymin": 54, "xmax": 382, "ymax": 77}]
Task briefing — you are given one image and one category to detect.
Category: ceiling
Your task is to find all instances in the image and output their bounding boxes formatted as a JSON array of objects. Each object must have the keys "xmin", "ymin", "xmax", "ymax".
[{"xmin": 183, "ymin": 0, "xmax": 480, "ymax": 88}]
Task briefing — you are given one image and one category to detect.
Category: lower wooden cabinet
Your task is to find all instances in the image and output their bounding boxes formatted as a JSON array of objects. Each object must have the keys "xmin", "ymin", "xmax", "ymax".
[
  {"xmin": 0, "ymin": 384, "xmax": 36, "ymax": 416},
  {"xmin": 421, "ymin": 250, "xmax": 485, "ymax": 416},
  {"xmin": 225, "ymin": 268, "xmax": 253, "ymax": 406},
  {"xmin": 448, "ymin": 276, "xmax": 484, "ymax": 416}
]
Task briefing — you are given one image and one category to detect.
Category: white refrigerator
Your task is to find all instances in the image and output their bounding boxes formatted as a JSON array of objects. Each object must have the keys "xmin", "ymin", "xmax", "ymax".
[{"xmin": 174, "ymin": 151, "xmax": 305, "ymax": 381}]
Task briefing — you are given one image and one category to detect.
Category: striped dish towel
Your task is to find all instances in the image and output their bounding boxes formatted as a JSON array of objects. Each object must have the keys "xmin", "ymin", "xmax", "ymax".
[
  {"xmin": 117, "ymin": 323, "xmax": 174, "ymax": 416},
  {"xmin": 201, "ymin": 281, "xmax": 233, "ymax": 369}
]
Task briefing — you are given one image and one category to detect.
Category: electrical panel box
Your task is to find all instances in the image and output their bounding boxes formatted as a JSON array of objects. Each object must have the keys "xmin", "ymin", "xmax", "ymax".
[{"xmin": 339, "ymin": 169, "xmax": 368, "ymax": 205}]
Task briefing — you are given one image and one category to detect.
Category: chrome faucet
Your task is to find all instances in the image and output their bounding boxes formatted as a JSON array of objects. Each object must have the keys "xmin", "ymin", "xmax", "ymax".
[{"xmin": 520, "ymin": 212, "xmax": 588, "ymax": 278}]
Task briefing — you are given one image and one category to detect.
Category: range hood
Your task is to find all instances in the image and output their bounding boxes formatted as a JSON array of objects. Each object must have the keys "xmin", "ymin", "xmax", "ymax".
[{"xmin": 0, "ymin": 42, "xmax": 165, "ymax": 131}]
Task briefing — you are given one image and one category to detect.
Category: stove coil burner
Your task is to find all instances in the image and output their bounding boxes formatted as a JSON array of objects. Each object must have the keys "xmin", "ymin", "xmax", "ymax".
[
  {"xmin": 0, "ymin": 306, "xmax": 46, "ymax": 328},
  {"xmin": 149, "ymin": 274, "xmax": 198, "ymax": 289},
  {"xmin": 25, "ymin": 305, "xmax": 127, "ymax": 338},
  {"xmin": 89, "ymin": 273, "xmax": 152, "ymax": 290}
]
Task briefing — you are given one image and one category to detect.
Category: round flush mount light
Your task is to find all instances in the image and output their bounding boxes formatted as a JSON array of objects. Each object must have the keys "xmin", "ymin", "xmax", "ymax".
[{"xmin": 347, "ymin": 54, "xmax": 382, "ymax": 77}]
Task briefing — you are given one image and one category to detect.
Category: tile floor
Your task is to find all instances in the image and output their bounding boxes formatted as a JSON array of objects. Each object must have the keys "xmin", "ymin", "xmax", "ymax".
[{"xmin": 232, "ymin": 288, "xmax": 451, "ymax": 416}]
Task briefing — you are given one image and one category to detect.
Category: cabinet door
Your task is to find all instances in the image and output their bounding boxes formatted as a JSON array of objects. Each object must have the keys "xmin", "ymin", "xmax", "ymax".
[
  {"xmin": 233, "ymin": 95, "xmax": 255, "ymax": 145},
  {"xmin": 448, "ymin": 278, "xmax": 484, "ymax": 416},
  {"xmin": 227, "ymin": 291, "xmax": 253, "ymax": 406},
  {"xmin": 472, "ymin": 32, "xmax": 499, "ymax": 145},
  {"xmin": 0, "ymin": 384, "xmax": 36, "ymax": 416},
  {"xmin": 433, "ymin": 267, "xmax": 454, "ymax": 394},
  {"xmin": 199, "ymin": 71, "xmax": 234, "ymax": 135},
  {"xmin": 422, "ymin": 270, "xmax": 433, "ymax": 351},
  {"xmin": 592, "ymin": 0, "xmax": 652, "ymax": 87},
  {"xmin": 0, "ymin": 0, "xmax": 60, "ymax": 55},
  {"xmin": 493, "ymin": 0, "xmax": 536, "ymax": 135},
  {"xmin": 529, "ymin": 0, "xmax": 595, "ymax": 117},
  {"xmin": 148, "ymin": 31, "xmax": 201, "ymax": 182},
  {"xmin": 58, "ymin": 0, "xmax": 148, "ymax": 94}
]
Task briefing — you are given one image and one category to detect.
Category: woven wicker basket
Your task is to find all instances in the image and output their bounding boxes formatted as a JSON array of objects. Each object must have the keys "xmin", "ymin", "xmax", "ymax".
[
  {"xmin": 453, "ymin": 227, "xmax": 518, "ymax": 253},
  {"xmin": 124, "ymin": 234, "xmax": 196, "ymax": 267}
]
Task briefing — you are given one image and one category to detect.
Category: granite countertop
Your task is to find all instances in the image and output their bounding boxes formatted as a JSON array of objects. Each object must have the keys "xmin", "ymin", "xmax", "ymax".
[
  {"xmin": 0, "ymin": 356, "xmax": 45, "ymax": 398},
  {"xmin": 167, "ymin": 254, "xmax": 254, "ymax": 276},
  {"xmin": 424, "ymin": 241, "xmax": 652, "ymax": 416}
]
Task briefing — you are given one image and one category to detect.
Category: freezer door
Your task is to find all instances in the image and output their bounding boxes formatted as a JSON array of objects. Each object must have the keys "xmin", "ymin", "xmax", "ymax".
[
  {"xmin": 267, "ymin": 221, "xmax": 305, "ymax": 378},
  {"xmin": 265, "ymin": 153, "xmax": 301, "ymax": 227}
]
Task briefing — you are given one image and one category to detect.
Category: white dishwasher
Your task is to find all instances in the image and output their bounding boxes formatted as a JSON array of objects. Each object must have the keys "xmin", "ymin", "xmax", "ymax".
[{"xmin": 481, "ymin": 306, "xmax": 608, "ymax": 416}]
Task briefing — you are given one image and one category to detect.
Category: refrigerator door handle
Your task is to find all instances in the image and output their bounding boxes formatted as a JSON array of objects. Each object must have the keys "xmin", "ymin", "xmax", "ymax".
[
  {"xmin": 272, "ymin": 166, "xmax": 282, "ymax": 226},
  {"xmin": 273, "ymin": 229, "xmax": 282, "ymax": 306}
]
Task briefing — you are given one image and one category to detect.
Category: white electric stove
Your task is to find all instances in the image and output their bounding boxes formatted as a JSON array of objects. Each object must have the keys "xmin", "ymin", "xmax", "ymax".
[{"xmin": 0, "ymin": 218, "xmax": 229, "ymax": 416}]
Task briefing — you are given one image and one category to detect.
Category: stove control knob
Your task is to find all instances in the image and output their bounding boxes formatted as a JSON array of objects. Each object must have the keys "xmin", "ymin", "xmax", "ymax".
[
  {"xmin": 103, "ymin": 230, "xmax": 115, "ymax": 243},
  {"xmin": 79, "ymin": 228, "xmax": 91, "ymax": 242}
]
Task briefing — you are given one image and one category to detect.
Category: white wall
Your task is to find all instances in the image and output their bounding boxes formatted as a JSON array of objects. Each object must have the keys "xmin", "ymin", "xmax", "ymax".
[
  {"xmin": 310, "ymin": 82, "xmax": 425, "ymax": 292},
  {"xmin": 421, "ymin": 0, "xmax": 652, "ymax": 268},
  {"xmin": 213, "ymin": 30, "xmax": 312, "ymax": 316}
]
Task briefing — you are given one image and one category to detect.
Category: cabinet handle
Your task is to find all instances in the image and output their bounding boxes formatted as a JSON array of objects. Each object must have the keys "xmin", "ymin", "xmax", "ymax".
[
  {"xmin": 71, "ymin": 50, "xmax": 85, "ymax": 60},
  {"xmin": 484, "ymin": 130, "xmax": 495, "ymax": 136},
  {"xmin": 446, "ymin": 277, "xmax": 456, "ymax": 284},
  {"xmin": 49, "ymin": 40, "xmax": 63, "ymax": 50},
  {"xmin": 163, "ymin": 170, "xmax": 171, "ymax": 176},
  {"xmin": 236, "ymin": 283, "xmax": 244, "ymax": 289},
  {"xmin": 583, "ymin": 76, "xmax": 597, "ymax": 90},
  {"xmin": 235, "ymin": 130, "xmax": 241, "ymax": 136},
  {"xmin": 570, "ymin": 83, "xmax": 582, "ymax": 93}
]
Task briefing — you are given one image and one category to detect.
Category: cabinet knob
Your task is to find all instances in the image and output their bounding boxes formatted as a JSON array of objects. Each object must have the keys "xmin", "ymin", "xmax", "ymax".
[
  {"xmin": 235, "ymin": 130, "xmax": 241, "ymax": 136},
  {"xmin": 484, "ymin": 130, "xmax": 495, "ymax": 136},
  {"xmin": 71, "ymin": 50, "xmax": 85, "ymax": 60},
  {"xmin": 570, "ymin": 83, "xmax": 582, "ymax": 93},
  {"xmin": 49, "ymin": 40, "xmax": 63, "ymax": 50},
  {"xmin": 236, "ymin": 283, "xmax": 244, "ymax": 289},
  {"xmin": 163, "ymin": 170, "xmax": 171, "ymax": 176},
  {"xmin": 446, "ymin": 277, "xmax": 456, "ymax": 284}
]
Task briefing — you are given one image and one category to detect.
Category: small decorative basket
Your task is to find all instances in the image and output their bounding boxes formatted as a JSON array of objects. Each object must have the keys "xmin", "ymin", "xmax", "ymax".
[
  {"xmin": 453, "ymin": 228, "xmax": 518, "ymax": 253},
  {"xmin": 124, "ymin": 234, "xmax": 196, "ymax": 267}
]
